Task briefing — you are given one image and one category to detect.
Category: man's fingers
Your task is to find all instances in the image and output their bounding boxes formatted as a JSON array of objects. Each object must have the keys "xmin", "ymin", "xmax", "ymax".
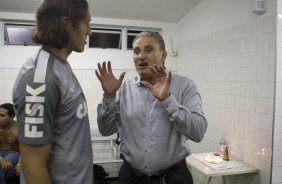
[
  {"xmin": 119, "ymin": 72, "xmax": 126, "ymax": 83},
  {"xmin": 97, "ymin": 61, "xmax": 113, "ymax": 75},
  {"xmin": 159, "ymin": 65, "xmax": 166, "ymax": 74},
  {"xmin": 167, "ymin": 71, "xmax": 172, "ymax": 83},
  {"xmin": 154, "ymin": 64, "xmax": 161, "ymax": 74},
  {"xmin": 95, "ymin": 70, "xmax": 102, "ymax": 82},
  {"xmin": 149, "ymin": 66, "xmax": 158, "ymax": 76},
  {"xmin": 140, "ymin": 81, "xmax": 152, "ymax": 90},
  {"xmin": 97, "ymin": 63, "xmax": 102, "ymax": 71},
  {"xmin": 102, "ymin": 61, "xmax": 106, "ymax": 69},
  {"xmin": 107, "ymin": 61, "xmax": 112, "ymax": 73},
  {"xmin": 151, "ymin": 64, "xmax": 167, "ymax": 76},
  {"xmin": 97, "ymin": 62, "xmax": 105, "ymax": 76}
]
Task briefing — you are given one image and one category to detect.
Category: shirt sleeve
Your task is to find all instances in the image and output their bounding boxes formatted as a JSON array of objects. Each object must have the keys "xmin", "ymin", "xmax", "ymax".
[
  {"xmin": 13, "ymin": 70, "xmax": 59, "ymax": 145},
  {"xmin": 97, "ymin": 96, "xmax": 119, "ymax": 136},
  {"xmin": 160, "ymin": 80, "xmax": 207, "ymax": 142}
]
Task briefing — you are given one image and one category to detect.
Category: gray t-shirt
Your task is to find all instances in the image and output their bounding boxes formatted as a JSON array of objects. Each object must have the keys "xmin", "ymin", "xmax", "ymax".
[{"xmin": 13, "ymin": 48, "xmax": 93, "ymax": 184}]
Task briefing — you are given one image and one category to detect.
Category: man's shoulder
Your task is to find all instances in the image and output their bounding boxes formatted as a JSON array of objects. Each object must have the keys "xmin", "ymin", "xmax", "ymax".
[{"xmin": 172, "ymin": 73, "xmax": 194, "ymax": 84}]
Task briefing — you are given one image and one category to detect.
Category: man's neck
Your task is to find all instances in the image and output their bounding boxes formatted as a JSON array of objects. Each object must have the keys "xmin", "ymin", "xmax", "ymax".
[
  {"xmin": 44, "ymin": 47, "xmax": 71, "ymax": 61},
  {"xmin": 0, "ymin": 119, "xmax": 14, "ymax": 131}
]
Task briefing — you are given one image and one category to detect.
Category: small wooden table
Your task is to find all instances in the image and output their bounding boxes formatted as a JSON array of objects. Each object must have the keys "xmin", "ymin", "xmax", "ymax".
[{"xmin": 186, "ymin": 153, "xmax": 259, "ymax": 184}]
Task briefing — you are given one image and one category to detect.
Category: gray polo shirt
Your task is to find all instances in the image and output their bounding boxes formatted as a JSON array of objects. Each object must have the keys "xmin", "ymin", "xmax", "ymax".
[
  {"xmin": 97, "ymin": 74, "xmax": 207, "ymax": 176},
  {"xmin": 13, "ymin": 49, "xmax": 93, "ymax": 184}
]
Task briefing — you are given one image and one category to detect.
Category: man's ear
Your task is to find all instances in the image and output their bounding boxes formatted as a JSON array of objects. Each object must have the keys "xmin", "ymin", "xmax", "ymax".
[
  {"xmin": 62, "ymin": 17, "xmax": 72, "ymax": 32},
  {"xmin": 162, "ymin": 51, "xmax": 167, "ymax": 66}
]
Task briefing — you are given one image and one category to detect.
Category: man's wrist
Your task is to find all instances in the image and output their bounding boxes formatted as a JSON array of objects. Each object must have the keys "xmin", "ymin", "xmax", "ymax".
[{"xmin": 159, "ymin": 92, "xmax": 171, "ymax": 102}]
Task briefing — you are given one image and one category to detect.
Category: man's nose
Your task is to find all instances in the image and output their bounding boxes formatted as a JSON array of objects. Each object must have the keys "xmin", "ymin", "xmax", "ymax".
[{"xmin": 137, "ymin": 51, "xmax": 146, "ymax": 59}]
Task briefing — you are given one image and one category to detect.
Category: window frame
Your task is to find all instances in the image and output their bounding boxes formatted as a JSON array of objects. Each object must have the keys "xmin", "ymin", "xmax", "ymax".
[
  {"xmin": 89, "ymin": 27, "xmax": 122, "ymax": 49},
  {"xmin": 3, "ymin": 22, "xmax": 39, "ymax": 46},
  {"xmin": 2, "ymin": 21, "xmax": 161, "ymax": 50},
  {"xmin": 88, "ymin": 25, "xmax": 161, "ymax": 51}
]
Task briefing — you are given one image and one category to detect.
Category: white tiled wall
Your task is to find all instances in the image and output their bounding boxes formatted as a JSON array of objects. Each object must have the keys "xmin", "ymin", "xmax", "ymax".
[
  {"xmin": 0, "ymin": 68, "xmax": 19, "ymax": 104},
  {"xmin": 272, "ymin": 1, "xmax": 282, "ymax": 183},
  {"xmin": 177, "ymin": 15, "xmax": 276, "ymax": 184}
]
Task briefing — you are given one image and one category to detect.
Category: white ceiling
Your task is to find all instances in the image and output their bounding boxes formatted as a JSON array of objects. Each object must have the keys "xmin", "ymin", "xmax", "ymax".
[{"xmin": 0, "ymin": 0, "xmax": 201, "ymax": 23}]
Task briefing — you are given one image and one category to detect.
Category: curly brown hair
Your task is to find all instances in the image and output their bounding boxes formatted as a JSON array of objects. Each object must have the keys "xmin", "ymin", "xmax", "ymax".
[{"xmin": 32, "ymin": 0, "xmax": 89, "ymax": 49}]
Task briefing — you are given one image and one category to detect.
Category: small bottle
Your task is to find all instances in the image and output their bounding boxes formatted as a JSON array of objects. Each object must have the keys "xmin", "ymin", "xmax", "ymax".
[
  {"xmin": 219, "ymin": 135, "xmax": 227, "ymax": 153},
  {"xmin": 223, "ymin": 146, "xmax": 229, "ymax": 161}
]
